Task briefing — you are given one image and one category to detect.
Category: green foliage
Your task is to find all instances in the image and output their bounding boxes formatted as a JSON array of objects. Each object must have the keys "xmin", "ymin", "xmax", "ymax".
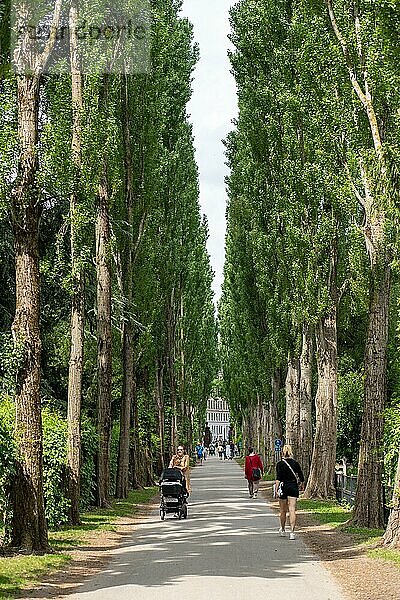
[
  {"xmin": 383, "ymin": 402, "xmax": 400, "ymax": 484},
  {"xmin": 337, "ymin": 372, "xmax": 363, "ymax": 463},
  {"xmin": 0, "ymin": 401, "xmax": 98, "ymax": 529},
  {"xmin": 42, "ymin": 409, "xmax": 70, "ymax": 528},
  {"xmin": 79, "ymin": 416, "xmax": 98, "ymax": 511},
  {"xmin": 0, "ymin": 334, "xmax": 24, "ymax": 396},
  {"xmin": 221, "ymin": 0, "xmax": 400, "ymax": 502},
  {"xmin": 0, "ymin": 399, "xmax": 15, "ymax": 522}
]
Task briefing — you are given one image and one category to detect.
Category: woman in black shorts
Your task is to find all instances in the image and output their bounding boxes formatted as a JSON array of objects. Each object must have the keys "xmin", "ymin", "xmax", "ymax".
[{"xmin": 275, "ymin": 444, "xmax": 304, "ymax": 540}]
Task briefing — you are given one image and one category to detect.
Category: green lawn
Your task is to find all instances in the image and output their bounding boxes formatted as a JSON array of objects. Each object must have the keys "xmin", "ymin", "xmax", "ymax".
[
  {"xmin": 297, "ymin": 498, "xmax": 400, "ymax": 566},
  {"xmin": 297, "ymin": 498, "xmax": 351, "ymax": 527},
  {"xmin": 0, "ymin": 487, "xmax": 157, "ymax": 599}
]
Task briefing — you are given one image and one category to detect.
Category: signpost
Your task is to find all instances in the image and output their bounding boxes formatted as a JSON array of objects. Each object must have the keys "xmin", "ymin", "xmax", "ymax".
[{"xmin": 274, "ymin": 438, "xmax": 282, "ymax": 462}]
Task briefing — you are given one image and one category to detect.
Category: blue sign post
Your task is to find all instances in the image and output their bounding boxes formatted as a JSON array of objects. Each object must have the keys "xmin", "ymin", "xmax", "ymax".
[{"xmin": 274, "ymin": 439, "xmax": 282, "ymax": 463}]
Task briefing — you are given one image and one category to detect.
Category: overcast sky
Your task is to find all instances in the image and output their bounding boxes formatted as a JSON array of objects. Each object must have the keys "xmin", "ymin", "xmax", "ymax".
[{"xmin": 180, "ymin": 0, "xmax": 238, "ymax": 304}]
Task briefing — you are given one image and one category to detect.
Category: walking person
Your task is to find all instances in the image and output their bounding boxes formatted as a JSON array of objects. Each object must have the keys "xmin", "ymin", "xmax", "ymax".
[
  {"xmin": 229, "ymin": 440, "xmax": 235, "ymax": 459},
  {"xmin": 169, "ymin": 445, "xmax": 191, "ymax": 492},
  {"xmin": 195, "ymin": 441, "xmax": 204, "ymax": 465},
  {"xmin": 244, "ymin": 447, "xmax": 263, "ymax": 498},
  {"xmin": 217, "ymin": 442, "xmax": 223, "ymax": 460},
  {"xmin": 226, "ymin": 442, "xmax": 231, "ymax": 459},
  {"xmin": 275, "ymin": 444, "xmax": 304, "ymax": 539}
]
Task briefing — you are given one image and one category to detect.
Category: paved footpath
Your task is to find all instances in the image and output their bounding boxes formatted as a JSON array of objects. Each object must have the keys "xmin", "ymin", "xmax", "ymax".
[{"xmin": 64, "ymin": 456, "xmax": 345, "ymax": 600}]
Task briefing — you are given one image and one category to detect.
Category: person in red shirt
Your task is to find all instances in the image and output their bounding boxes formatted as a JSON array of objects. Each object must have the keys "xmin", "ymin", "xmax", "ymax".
[{"xmin": 244, "ymin": 447, "xmax": 263, "ymax": 498}]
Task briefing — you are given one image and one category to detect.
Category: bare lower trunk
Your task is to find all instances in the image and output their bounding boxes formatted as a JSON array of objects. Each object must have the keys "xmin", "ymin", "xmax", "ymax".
[
  {"xmin": 67, "ymin": 0, "xmax": 84, "ymax": 524},
  {"xmin": 243, "ymin": 403, "xmax": 257, "ymax": 451},
  {"xmin": 116, "ymin": 319, "xmax": 134, "ymax": 498},
  {"xmin": 167, "ymin": 290, "xmax": 178, "ymax": 454},
  {"xmin": 268, "ymin": 369, "xmax": 283, "ymax": 469},
  {"xmin": 10, "ymin": 75, "xmax": 49, "ymax": 553},
  {"xmin": 130, "ymin": 376, "xmax": 141, "ymax": 487},
  {"xmin": 155, "ymin": 360, "xmax": 166, "ymax": 470},
  {"xmin": 116, "ymin": 73, "xmax": 135, "ymax": 499},
  {"xmin": 67, "ymin": 282, "xmax": 84, "ymax": 521},
  {"xmin": 96, "ymin": 171, "xmax": 113, "ymax": 508},
  {"xmin": 305, "ymin": 309, "xmax": 338, "ymax": 499},
  {"xmin": 299, "ymin": 323, "xmax": 313, "ymax": 482},
  {"xmin": 382, "ymin": 449, "xmax": 400, "ymax": 547},
  {"xmin": 285, "ymin": 355, "xmax": 300, "ymax": 458},
  {"xmin": 352, "ymin": 258, "xmax": 390, "ymax": 527}
]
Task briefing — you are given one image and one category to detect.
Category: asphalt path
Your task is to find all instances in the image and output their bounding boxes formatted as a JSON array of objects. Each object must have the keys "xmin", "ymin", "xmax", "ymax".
[{"xmin": 64, "ymin": 455, "xmax": 345, "ymax": 600}]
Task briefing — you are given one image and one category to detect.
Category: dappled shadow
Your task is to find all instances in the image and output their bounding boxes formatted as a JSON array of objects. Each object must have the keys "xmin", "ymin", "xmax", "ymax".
[{"xmin": 19, "ymin": 458, "xmax": 346, "ymax": 600}]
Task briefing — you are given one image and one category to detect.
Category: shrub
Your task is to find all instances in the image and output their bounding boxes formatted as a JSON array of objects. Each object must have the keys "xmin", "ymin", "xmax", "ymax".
[
  {"xmin": 42, "ymin": 409, "xmax": 70, "ymax": 527},
  {"xmin": 337, "ymin": 371, "xmax": 363, "ymax": 463},
  {"xmin": 80, "ymin": 415, "xmax": 98, "ymax": 510},
  {"xmin": 383, "ymin": 402, "xmax": 400, "ymax": 485},
  {"xmin": 0, "ymin": 399, "xmax": 98, "ymax": 529},
  {"xmin": 0, "ymin": 399, "xmax": 15, "ymax": 527}
]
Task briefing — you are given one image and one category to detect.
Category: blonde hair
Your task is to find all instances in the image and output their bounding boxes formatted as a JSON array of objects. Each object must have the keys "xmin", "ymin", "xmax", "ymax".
[{"xmin": 282, "ymin": 444, "xmax": 293, "ymax": 458}]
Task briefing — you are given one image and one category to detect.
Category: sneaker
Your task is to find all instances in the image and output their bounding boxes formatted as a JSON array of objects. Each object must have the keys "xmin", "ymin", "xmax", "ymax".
[
  {"xmin": 249, "ymin": 494, "xmax": 253, "ymax": 498},
  {"xmin": 279, "ymin": 527, "xmax": 285, "ymax": 537},
  {"xmin": 289, "ymin": 532, "xmax": 296, "ymax": 540},
  {"xmin": 253, "ymin": 493, "xmax": 257, "ymax": 498}
]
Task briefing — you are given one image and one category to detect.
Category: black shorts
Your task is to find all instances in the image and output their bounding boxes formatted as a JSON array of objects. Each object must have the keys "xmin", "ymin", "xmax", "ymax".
[{"xmin": 278, "ymin": 482, "xmax": 299, "ymax": 500}]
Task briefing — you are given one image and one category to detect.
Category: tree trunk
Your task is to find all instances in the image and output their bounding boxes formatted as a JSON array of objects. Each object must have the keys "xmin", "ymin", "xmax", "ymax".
[
  {"xmin": 285, "ymin": 355, "xmax": 300, "ymax": 458},
  {"xmin": 179, "ymin": 289, "xmax": 190, "ymax": 444},
  {"xmin": 116, "ymin": 73, "xmax": 135, "ymax": 499},
  {"xmin": 260, "ymin": 395, "xmax": 269, "ymax": 466},
  {"xmin": 243, "ymin": 403, "xmax": 257, "ymax": 451},
  {"xmin": 352, "ymin": 256, "xmax": 390, "ymax": 527},
  {"xmin": 96, "ymin": 168, "xmax": 113, "ymax": 508},
  {"xmin": 299, "ymin": 323, "xmax": 313, "ymax": 482},
  {"xmin": 268, "ymin": 369, "xmax": 282, "ymax": 469},
  {"xmin": 67, "ymin": 0, "xmax": 85, "ymax": 524},
  {"xmin": 116, "ymin": 318, "xmax": 135, "ymax": 498},
  {"xmin": 155, "ymin": 359, "xmax": 166, "ymax": 470},
  {"xmin": 130, "ymin": 373, "xmax": 142, "ymax": 487},
  {"xmin": 304, "ymin": 308, "xmax": 338, "ymax": 499},
  {"xmin": 167, "ymin": 289, "xmax": 178, "ymax": 454},
  {"xmin": 10, "ymin": 75, "xmax": 49, "ymax": 553},
  {"xmin": 326, "ymin": 0, "xmax": 391, "ymax": 528},
  {"xmin": 382, "ymin": 449, "xmax": 400, "ymax": 547}
]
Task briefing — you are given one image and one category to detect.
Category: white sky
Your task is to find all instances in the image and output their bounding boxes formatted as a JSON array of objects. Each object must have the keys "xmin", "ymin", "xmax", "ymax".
[{"xmin": 180, "ymin": 0, "xmax": 238, "ymax": 304}]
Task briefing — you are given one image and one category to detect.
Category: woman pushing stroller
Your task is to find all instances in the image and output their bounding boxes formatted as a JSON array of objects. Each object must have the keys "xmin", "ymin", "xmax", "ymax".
[{"xmin": 169, "ymin": 445, "xmax": 191, "ymax": 492}]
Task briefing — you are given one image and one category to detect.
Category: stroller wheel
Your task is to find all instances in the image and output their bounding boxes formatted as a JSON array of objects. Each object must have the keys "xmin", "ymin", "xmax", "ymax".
[{"xmin": 160, "ymin": 509, "xmax": 165, "ymax": 521}]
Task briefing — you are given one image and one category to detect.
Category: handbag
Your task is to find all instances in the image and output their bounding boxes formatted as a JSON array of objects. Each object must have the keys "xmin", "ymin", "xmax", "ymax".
[
  {"xmin": 249, "ymin": 455, "xmax": 261, "ymax": 480},
  {"xmin": 277, "ymin": 481, "xmax": 284, "ymax": 497},
  {"xmin": 283, "ymin": 459, "xmax": 301, "ymax": 485}
]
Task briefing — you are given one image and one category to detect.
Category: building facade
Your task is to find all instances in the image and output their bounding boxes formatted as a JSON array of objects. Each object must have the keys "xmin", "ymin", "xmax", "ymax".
[{"xmin": 206, "ymin": 397, "xmax": 230, "ymax": 442}]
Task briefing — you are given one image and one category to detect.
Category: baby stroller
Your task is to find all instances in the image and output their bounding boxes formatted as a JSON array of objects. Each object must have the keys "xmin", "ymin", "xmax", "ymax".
[
  {"xmin": 159, "ymin": 468, "xmax": 188, "ymax": 520},
  {"xmin": 209, "ymin": 444, "xmax": 215, "ymax": 456}
]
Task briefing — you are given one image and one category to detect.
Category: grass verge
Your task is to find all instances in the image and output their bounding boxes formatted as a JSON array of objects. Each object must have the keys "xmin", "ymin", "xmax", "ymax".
[
  {"xmin": 0, "ymin": 487, "xmax": 157, "ymax": 599},
  {"xmin": 297, "ymin": 498, "xmax": 400, "ymax": 567}
]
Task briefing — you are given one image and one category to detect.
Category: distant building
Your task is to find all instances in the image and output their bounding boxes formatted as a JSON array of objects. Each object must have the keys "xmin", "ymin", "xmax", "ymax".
[{"xmin": 207, "ymin": 397, "xmax": 230, "ymax": 441}]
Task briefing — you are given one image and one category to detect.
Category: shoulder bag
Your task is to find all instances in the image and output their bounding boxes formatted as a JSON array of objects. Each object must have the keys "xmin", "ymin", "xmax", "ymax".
[{"xmin": 283, "ymin": 458, "xmax": 301, "ymax": 486}]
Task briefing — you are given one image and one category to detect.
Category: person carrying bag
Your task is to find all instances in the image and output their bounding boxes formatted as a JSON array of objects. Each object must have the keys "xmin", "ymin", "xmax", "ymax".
[
  {"xmin": 244, "ymin": 447, "xmax": 263, "ymax": 498},
  {"xmin": 275, "ymin": 444, "xmax": 304, "ymax": 539}
]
